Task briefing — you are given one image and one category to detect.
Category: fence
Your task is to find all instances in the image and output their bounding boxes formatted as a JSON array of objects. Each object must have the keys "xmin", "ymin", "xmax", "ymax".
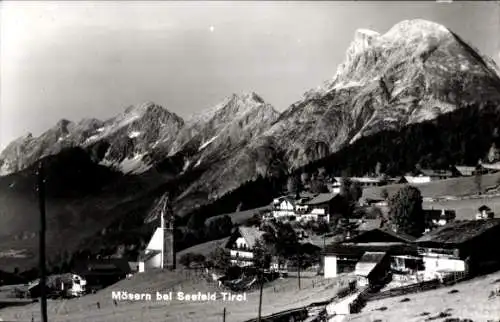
[{"xmin": 364, "ymin": 271, "xmax": 470, "ymax": 302}]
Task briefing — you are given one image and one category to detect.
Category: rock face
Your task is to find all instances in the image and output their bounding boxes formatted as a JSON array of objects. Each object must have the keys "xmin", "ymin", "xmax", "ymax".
[{"xmin": 249, "ymin": 19, "xmax": 500, "ymax": 170}]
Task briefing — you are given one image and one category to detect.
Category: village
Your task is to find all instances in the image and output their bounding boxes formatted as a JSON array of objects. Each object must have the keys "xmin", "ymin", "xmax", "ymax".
[{"xmin": 1, "ymin": 162, "xmax": 500, "ymax": 321}]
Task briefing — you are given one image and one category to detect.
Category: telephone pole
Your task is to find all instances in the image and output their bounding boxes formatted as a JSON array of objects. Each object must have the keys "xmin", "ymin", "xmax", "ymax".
[
  {"xmin": 257, "ymin": 269, "xmax": 264, "ymax": 322},
  {"xmin": 37, "ymin": 161, "xmax": 48, "ymax": 322}
]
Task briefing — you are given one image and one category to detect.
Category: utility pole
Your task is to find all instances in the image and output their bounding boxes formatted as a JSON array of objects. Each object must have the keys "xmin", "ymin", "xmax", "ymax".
[
  {"xmin": 37, "ymin": 161, "xmax": 48, "ymax": 322},
  {"xmin": 257, "ymin": 269, "xmax": 264, "ymax": 322},
  {"xmin": 297, "ymin": 255, "xmax": 301, "ymax": 290},
  {"xmin": 222, "ymin": 307, "xmax": 226, "ymax": 322}
]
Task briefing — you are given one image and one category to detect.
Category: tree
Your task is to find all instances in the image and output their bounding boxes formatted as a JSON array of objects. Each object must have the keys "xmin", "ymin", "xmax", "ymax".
[
  {"xmin": 475, "ymin": 170, "xmax": 483, "ymax": 195},
  {"xmin": 244, "ymin": 214, "xmax": 262, "ymax": 227},
  {"xmin": 300, "ymin": 172, "xmax": 310, "ymax": 187},
  {"xmin": 487, "ymin": 142, "xmax": 500, "ymax": 163},
  {"xmin": 253, "ymin": 239, "xmax": 272, "ymax": 271},
  {"xmin": 388, "ymin": 186, "xmax": 425, "ymax": 237},
  {"xmin": 187, "ymin": 211, "xmax": 206, "ymax": 230},
  {"xmin": 205, "ymin": 215, "xmax": 233, "ymax": 240},
  {"xmin": 380, "ymin": 188, "xmax": 389, "ymax": 200},
  {"xmin": 286, "ymin": 175, "xmax": 302, "ymax": 198},
  {"xmin": 310, "ymin": 179, "xmax": 329, "ymax": 194},
  {"xmin": 375, "ymin": 162, "xmax": 382, "ymax": 176},
  {"xmin": 209, "ymin": 247, "xmax": 230, "ymax": 269}
]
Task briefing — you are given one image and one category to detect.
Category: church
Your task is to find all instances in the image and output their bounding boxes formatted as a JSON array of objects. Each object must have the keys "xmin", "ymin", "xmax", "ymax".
[{"xmin": 138, "ymin": 194, "xmax": 176, "ymax": 272}]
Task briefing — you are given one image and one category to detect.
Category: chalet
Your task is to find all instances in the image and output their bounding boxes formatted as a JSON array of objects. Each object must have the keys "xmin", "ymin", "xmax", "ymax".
[
  {"xmin": 272, "ymin": 196, "xmax": 296, "ymax": 219},
  {"xmin": 475, "ymin": 205, "xmax": 495, "ymax": 220},
  {"xmin": 225, "ymin": 226, "xmax": 265, "ymax": 267},
  {"xmin": 423, "ymin": 209, "xmax": 456, "ymax": 230},
  {"xmin": 323, "ymin": 228, "xmax": 418, "ymax": 279},
  {"xmin": 300, "ymin": 193, "xmax": 344, "ymax": 223},
  {"xmin": 415, "ymin": 219, "xmax": 500, "ymax": 278},
  {"xmin": 452, "ymin": 165, "xmax": 477, "ymax": 177}
]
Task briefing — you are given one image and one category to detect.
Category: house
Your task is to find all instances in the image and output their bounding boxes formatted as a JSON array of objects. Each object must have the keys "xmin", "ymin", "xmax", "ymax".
[
  {"xmin": 405, "ymin": 169, "xmax": 454, "ymax": 184},
  {"xmin": 480, "ymin": 162, "xmax": 500, "ymax": 173},
  {"xmin": 272, "ymin": 196, "xmax": 297, "ymax": 219},
  {"xmin": 322, "ymin": 228, "xmax": 418, "ymax": 279},
  {"xmin": 452, "ymin": 165, "xmax": 477, "ymax": 177},
  {"xmin": 351, "ymin": 177, "xmax": 384, "ymax": 188},
  {"xmin": 300, "ymin": 192, "xmax": 344, "ymax": 223},
  {"xmin": 225, "ymin": 226, "xmax": 265, "ymax": 267},
  {"xmin": 328, "ymin": 178, "xmax": 342, "ymax": 194},
  {"xmin": 476, "ymin": 205, "xmax": 495, "ymax": 220},
  {"xmin": 415, "ymin": 219, "xmax": 500, "ymax": 278},
  {"xmin": 72, "ymin": 259, "xmax": 131, "ymax": 291},
  {"xmin": 138, "ymin": 196, "xmax": 175, "ymax": 273},
  {"xmin": 423, "ymin": 209, "xmax": 456, "ymax": 230}
]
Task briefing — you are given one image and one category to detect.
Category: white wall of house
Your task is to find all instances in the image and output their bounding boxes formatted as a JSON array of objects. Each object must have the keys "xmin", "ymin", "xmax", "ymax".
[
  {"xmin": 311, "ymin": 208, "xmax": 326, "ymax": 215},
  {"xmin": 230, "ymin": 250, "xmax": 254, "ymax": 259},
  {"xmin": 423, "ymin": 256, "xmax": 467, "ymax": 273},
  {"xmin": 138, "ymin": 261, "xmax": 145, "ymax": 273},
  {"xmin": 405, "ymin": 176, "xmax": 431, "ymax": 184},
  {"xmin": 324, "ymin": 255, "xmax": 338, "ymax": 278},
  {"xmin": 235, "ymin": 237, "xmax": 249, "ymax": 249}
]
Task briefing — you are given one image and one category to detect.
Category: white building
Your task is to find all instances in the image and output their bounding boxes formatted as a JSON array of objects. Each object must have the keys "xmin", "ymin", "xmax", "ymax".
[
  {"xmin": 225, "ymin": 226, "xmax": 265, "ymax": 267},
  {"xmin": 475, "ymin": 205, "xmax": 494, "ymax": 220},
  {"xmin": 272, "ymin": 196, "xmax": 296, "ymax": 219},
  {"xmin": 138, "ymin": 196, "xmax": 174, "ymax": 273}
]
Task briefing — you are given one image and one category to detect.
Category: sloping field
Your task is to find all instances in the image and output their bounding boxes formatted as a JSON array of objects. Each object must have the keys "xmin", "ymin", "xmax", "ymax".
[
  {"xmin": 176, "ymin": 237, "xmax": 229, "ymax": 259},
  {"xmin": 348, "ymin": 270, "xmax": 500, "ymax": 322},
  {"xmin": 206, "ymin": 205, "xmax": 271, "ymax": 225},
  {"xmin": 363, "ymin": 172, "xmax": 500, "ymax": 200},
  {"xmin": 0, "ymin": 269, "xmax": 350, "ymax": 322}
]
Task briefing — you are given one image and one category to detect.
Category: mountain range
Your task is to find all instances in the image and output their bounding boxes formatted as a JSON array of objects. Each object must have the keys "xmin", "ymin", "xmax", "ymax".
[{"xmin": 1, "ymin": 19, "xmax": 500, "ymax": 270}]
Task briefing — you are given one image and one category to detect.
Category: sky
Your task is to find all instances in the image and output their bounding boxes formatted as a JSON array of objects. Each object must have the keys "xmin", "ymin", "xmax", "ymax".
[{"xmin": 1, "ymin": 1, "xmax": 499, "ymax": 151}]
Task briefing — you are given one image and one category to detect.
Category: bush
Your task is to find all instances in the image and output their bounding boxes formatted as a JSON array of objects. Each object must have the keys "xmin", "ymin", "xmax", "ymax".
[{"xmin": 179, "ymin": 252, "xmax": 206, "ymax": 268}]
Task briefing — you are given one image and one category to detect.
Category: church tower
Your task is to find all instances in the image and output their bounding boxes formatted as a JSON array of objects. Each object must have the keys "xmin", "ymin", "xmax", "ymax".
[{"xmin": 160, "ymin": 195, "xmax": 176, "ymax": 270}]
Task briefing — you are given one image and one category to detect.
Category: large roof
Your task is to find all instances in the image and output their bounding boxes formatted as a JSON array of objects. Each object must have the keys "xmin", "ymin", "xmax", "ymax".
[
  {"xmin": 416, "ymin": 219, "xmax": 500, "ymax": 245},
  {"xmin": 348, "ymin": 228, "xmax": 416, "ymax": 244},
  {"xmin": 323, "ymin": 242, "xmax": 417, "ymax": 257},
  {"xmin": 231, "ymin": 226, "xmax": 265, "ymax": 249},
  {"xmin": 304, "ymin": 193, "xmax": 340, "ymax": 205},
  {"xmin": 355, "ymin": 252, "xmax": 387, "ymax": 277}
]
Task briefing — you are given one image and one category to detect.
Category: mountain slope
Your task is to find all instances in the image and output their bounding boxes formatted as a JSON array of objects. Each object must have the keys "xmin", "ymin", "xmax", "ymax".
[
  {"xmin": 250, "ymin": 19, "xmax": 500, "ymax": 170},
  {"xmin": 0, "ymin": 102, "xmax": 184, "ymax": 176}
]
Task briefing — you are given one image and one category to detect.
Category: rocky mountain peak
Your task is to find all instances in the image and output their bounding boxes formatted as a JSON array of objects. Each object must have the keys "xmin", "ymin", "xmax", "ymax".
[{"xmin": 382, "ymin": 19, "xmax": 450, "ymax": 42}]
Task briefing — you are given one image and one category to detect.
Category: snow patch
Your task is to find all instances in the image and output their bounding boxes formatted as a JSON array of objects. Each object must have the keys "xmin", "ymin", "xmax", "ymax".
[
  {"xmin": 332, "ymin": 81, "xmax": 363, "ymax": 90},
  {"xmin": 182, "ymin": 159, "xmax": 191, "ymax": 172},
  {"xmin": 194, "ymin": 158, "xmax": 203, "ymax": 167},
  {"xmin": 128, "ymin": 131, "xmax": 141, "ymax": 139},
  {"xmin": 98, "ymin": 153, "xmax": 152, "ymax": 175},
  {"xmin": 96, "ymin": 127, "xmax": 105, "ymax": 132},
  {"xmin": 198, "ymin": 135, "xmax": 218, "ymax": 151}
]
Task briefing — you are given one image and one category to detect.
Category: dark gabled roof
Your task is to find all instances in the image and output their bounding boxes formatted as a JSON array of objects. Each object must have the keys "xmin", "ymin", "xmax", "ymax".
[
  {"xmin": 348, "ymin": 228, "xmax": 416, "ymax": 244},
  {"xmin": 416, "ymin": 219, "xmax": 500, "ymax": 245},
  {"xmin": 304, "ymin": 193, "xmax": 341, "ymax": 206},
  {"xmin": 225, "ymin": 226, "xmax": 265, "ymax": 249},
  {"xmin": 478, "ymin": 205, "xmax": 492, "ymax": 212},
  {"xmin": 323, "ymin": 242, "xmax": 418, "ymax": 257},
  {"xmin": 418, "ymin": 169, "xmax": 453, "ymax": 177}
]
